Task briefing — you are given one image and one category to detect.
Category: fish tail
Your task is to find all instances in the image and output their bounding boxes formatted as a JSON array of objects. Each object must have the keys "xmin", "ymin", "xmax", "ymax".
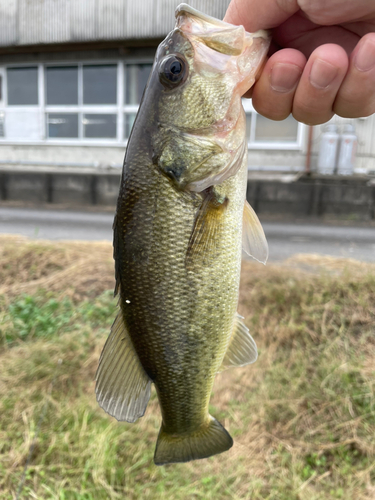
[{"xmin": 154, "ymin": 415, "xmax": 233, "ymax": 465}]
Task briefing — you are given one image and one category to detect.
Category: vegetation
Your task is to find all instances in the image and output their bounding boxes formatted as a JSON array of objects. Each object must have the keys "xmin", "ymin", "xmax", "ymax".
[{"xmin": 0, "ymin": 235, "xmax": 374, "ymax": 499}]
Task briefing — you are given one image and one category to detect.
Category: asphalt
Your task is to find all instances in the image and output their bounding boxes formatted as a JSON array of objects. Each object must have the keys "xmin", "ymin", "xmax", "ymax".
[{"xmin": 0, "ymin": 207, "xmax": 374, "ymax": 262}]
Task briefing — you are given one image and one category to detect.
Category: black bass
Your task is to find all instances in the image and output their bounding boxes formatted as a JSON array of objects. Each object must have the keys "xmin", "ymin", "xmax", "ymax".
[{"xmin": 96, "ymin": 4, "xmax": 270, "ymax": 465}]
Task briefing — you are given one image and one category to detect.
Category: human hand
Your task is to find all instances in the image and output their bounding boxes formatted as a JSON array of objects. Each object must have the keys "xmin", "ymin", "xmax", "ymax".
[{"xmin": 224, "ymin": 0, "xmax": 375, "ymax": 124}]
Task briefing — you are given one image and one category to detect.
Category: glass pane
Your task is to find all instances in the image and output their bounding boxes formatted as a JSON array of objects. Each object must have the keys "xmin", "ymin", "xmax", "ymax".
[
  {"xmin": 7, "ymin": 67, "xmax": 38, "ymax": 105},
  {"xmin": 83, "ymin": 65, "xmax": 117, "ymax": 104},
  {"xmin": 255, "ymin": 114, "xmax": 299, "ymax": 142},
  {"xmin": 83, "ymin": 114, "xmax": 117, "ymax": 138},
  {"xmin": 46, "ymin": 66, "xmax": 78, "ymax": 105},
  {"xmin": 124, "ymin": 112, "xmax": 137, "ymax": 139},
  {"xmin": 245, "ymin": 113, "xmax": 252, "ymax": 142},
  {"xmin": 47, "ymin": 113, "xmax": 78, "ymax": 138},
  {"xmin": 125, "ymin": 64, "xmax": 152, "ymax": 104},
  {"xmin": 0, "ymin": 111, "xmax": 4, "ymax": 137}
]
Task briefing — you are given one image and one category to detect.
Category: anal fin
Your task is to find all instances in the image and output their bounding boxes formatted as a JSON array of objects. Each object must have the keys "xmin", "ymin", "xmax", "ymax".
[
  {"xmin": 218, "ymin": 313, "xmax": 258, "ymax": 372},
  {"xmin": 95, "ymin": 309, "xmax": 152, "ymax": 423},
  {"xmin": 242, "ymin": 200, "xmax": 268, "ymax": 264}
]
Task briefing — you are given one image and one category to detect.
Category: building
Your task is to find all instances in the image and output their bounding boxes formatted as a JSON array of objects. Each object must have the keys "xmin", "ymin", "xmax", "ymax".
[{"xmin": 0, "ymin": 0, "xmax": 373, "ymax": 176}]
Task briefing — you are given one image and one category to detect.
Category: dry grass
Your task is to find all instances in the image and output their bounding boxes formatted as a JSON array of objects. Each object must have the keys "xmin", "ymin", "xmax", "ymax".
[
  {"xmin": 0, "ymin": 236, "xmax": 374, "ymax": 499},
  {"xmin": 0, "ymin": 235, "xmax": 115, "ymax": 302}
]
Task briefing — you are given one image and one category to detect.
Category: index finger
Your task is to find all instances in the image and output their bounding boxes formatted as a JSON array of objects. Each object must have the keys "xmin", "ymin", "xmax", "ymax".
[{"xmin": 224, "ymin": 0, "xmax": 299, "ymax": 31}]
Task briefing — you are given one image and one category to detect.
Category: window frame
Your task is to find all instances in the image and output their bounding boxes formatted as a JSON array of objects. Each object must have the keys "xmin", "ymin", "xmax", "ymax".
[
  {"xmin": 0, "ymin": 61, "xmax": 305, "ymax": 149},
  {"xmin": 0, "ymin": 67, "xmax": 5, "ymax": 137},
  {"xmin": 44, "ymin": 62, "xmax": 121, "ymax": 143},
  {"xmin": 0, "ymin": 66, "xmax": 5, "ymax": 107},
  {"xmin": 0, "ymin": 59, "xmax": 153, "ymax": 146},
  {"xmin": 242, "ymin": 99, "xmax": 305, "ymax": 151}
]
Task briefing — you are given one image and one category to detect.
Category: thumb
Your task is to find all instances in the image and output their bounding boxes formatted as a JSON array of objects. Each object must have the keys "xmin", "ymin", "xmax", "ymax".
[{"xmin": 224, "ymin": 0, "xmax": 299, "ymax": 31}]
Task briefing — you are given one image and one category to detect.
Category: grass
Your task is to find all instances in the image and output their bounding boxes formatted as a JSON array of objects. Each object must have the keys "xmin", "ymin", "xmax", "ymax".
[{"xmin": 0, "ymin": 235, "xmax": 374, "ymax": 499}]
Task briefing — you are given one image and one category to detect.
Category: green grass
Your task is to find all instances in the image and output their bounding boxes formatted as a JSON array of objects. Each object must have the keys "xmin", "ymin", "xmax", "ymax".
[{"xmin": 0, "ymin": 238, "xmax": 374, "ymax": 499}]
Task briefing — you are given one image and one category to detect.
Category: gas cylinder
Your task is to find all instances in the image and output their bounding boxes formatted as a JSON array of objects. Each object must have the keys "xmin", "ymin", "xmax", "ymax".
[
  {"xmin": 317, "ymin": 124, "xmax": 339, "ymax": 175},
  {"xmin": 337, "ymin": 123, "xmax": 357, "ymax": 176}
]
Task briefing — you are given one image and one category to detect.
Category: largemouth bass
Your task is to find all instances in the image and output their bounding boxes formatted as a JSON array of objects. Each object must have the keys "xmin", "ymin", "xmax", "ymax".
[{"xmin": 96, "ymin": 4, "xmax": 270, "ymax": 465}]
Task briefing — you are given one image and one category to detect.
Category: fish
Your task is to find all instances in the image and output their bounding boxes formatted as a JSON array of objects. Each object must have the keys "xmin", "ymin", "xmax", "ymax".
[{"xmin": 95, "ymin": 3, "xmax": 270, "ymax": 466}]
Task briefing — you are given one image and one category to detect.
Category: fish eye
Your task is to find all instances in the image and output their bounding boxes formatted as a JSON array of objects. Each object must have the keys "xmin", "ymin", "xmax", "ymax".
[{"xmin": 159, "ymin": 55, "xmax": 187, "ymax": 89}]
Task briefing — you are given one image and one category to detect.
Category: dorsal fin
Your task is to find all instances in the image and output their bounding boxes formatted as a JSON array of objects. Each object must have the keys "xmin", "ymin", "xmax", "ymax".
[
  {"xmin": 242, "ymin": 200, "xmax": 268, "ymax": 264},
  {"xmin": 218, "ymin": 313, "xmax": 257, "ymax": 372},
  {"xmin": 96, "ymin": 309, "xmax": 152, "ymax": 423}
]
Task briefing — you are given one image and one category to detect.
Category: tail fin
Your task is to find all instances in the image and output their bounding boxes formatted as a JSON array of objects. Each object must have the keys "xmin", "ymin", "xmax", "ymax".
[{"xmin": 154, "ymin": 416, "xmax": 233, "ymax": 465}]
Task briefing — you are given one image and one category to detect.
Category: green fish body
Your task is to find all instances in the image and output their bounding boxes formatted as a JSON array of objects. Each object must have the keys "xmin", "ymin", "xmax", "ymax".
[{"xmin": 96, "ymin": 4, "xmax": 270, "ymax": 465}]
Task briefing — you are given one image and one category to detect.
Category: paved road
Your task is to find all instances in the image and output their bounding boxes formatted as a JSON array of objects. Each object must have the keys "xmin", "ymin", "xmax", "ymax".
[{"xmin": 0, "ymin": 207, "xmax": 374, "ymax": 262}]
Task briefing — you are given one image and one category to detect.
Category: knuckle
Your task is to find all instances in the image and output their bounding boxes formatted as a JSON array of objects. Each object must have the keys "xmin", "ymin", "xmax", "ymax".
[
  {"xmin": 334, "ymin": 100, "xmax": 375, "ymax": 119},
  {"xmin": 297, "ymin": 0, "xmax": 338, "ymax": 25},
  {"xmin": 292, "ymin": 101, "xmax": 333, "ymax": 125},
  {"xmin": 276, "ymin": 0, "xmax": 299, "ymax": 15},
  {"xmin": 252, "ymin": 99, "xmax": 291, "ymax": 121}
]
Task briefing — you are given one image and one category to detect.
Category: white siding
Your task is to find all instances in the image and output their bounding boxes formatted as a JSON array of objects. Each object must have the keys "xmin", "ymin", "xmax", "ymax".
[{"xmin": 0, "ymin": 0, "xmax": 230, "ymax": 47}]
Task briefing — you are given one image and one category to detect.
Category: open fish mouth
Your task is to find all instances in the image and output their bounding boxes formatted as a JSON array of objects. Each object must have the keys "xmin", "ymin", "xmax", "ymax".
[{"xmin": 175, "ymin": 3, "xmax": 270, "ymax": 56}]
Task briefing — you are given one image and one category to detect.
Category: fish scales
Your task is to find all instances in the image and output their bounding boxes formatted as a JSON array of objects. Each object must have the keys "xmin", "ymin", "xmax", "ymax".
[
  {"xmin": 96, "ymin": 3, "xmax": 270, "ymax": 465},
  {"xmin": 119, "ymin": 147, "xmax": 244, "ymax": 433}
]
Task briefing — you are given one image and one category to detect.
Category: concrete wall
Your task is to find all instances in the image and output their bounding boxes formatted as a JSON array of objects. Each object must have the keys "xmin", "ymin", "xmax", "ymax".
[
  {"xmin": 247, "ymin": 149, "xmax": 306, "ymax": 171},
  {"xmin": 247, "ymin": 176, "xmax": 375, "ymax": 219},
  {"xmin": 0, "ymin": 144, "xmax": 124, "ymax": 168},
  {"xmin": 1, "ymin": 167, "xmax": 374, "ymax": 220},
  {"xmin": 0, "ymin": 167, "xmax": 121, "ymax": 206}
]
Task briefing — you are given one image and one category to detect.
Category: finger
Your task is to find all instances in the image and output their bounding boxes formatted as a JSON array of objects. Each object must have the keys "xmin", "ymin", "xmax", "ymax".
[
  {"xmin": 292, "ymin": 44, "xmax": 349, "ymax": 125},
  {"xmin": 298, "ymin": 0, "xmax": 375, "ymax": 26},
  {"xmin": 224, "ymin": 0, "xmax": 299, "ymax": 31},
  {"xmin": 250, "ymin": 49, "xmax": 306, "ymax": 120},
  {"xmin": 334, "ymin": 33, "xmax": 375, "ymax": 118},
  {"xmin": 273, "ymin": 11, "xmax": 360, "ymax": 58}
]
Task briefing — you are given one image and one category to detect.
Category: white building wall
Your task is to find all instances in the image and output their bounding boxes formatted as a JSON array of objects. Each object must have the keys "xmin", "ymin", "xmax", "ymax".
[{"xmin": 0, "ymin": 144, "xmax": 124, "ymax": 167}]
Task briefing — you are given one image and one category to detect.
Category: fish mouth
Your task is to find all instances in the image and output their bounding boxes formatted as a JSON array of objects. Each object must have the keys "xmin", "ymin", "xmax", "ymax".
[
  {"xmin": 175, "ymin": 3, "xmax": 234, "ymax": 30},
  {"xmin": 175, "ymin": 3, "xmax": 270, "ymax": 57}
]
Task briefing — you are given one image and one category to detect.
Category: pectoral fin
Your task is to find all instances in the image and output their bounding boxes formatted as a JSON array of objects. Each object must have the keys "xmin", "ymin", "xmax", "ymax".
[
  {"xmin": 242, "ymin": 200, "xmax": 268, "ymax": 264},
  {"xmin": 218, "ymin": 313, "xmax": 257, "ymax": 372},
  {"xmin": 186, "ymin": 190, "xmax": 227, "ymax": 268},
  {"xmin": 95, "ymin": 309, "xmax": 152, "ymax": 423}
]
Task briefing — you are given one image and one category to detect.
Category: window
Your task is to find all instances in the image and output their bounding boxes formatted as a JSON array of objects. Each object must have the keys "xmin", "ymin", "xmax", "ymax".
[
  {"xmin": 0, "ymin": 111, "xmax": 4, "ymax": 137},
  {"xmin": 0, "ymin": 61, "xmax": 303, "ymax": 151},
  {"xmin": 47, "ymin": 113, "xmax": 79, "ymax": 138},
  {"xmin": 255, "ymin": 114, "xmax": 299, "ymax": 142},
  {"xmin": 44, "ymin": 64, "xmax": 120, "ymax": 140},
  {"xmin": 0, "ymin": 71, "xmax": 4, "ymax": 136},
  {"xmin": 46, "ymin": 66, "xmax": 78, "ymax": 105},
  {"xmin": 7, "ymin": 67, "xmax": 38, "ymax": 105},
  {"xmin": 83, "ymin": 114, "xmax": 117, "ymax": 138},
  {"xmin": 83, "ymin": 65, "xmax": 117, "ymax": 105},
  {"xmin": 125, "ymin": 64, "xmax": 152, "ymax": 105},
  {"xmin": 42, "ymin": 63, "xmax": 149, "ymax": 140},
  {"xmin": 124, "ymin": 112, "xmax": 137, "ymax": 140},
  {"xmin": 124, "ymin": 63, "xmax": 152, "ymax": 140},
  {"xmin": 243, "ymin": 100, "xmax": 303, "ymax": 149}
]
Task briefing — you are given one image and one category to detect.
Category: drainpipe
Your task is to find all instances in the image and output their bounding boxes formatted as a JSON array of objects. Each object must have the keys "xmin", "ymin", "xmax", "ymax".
[{"xmin": 305, "ymin": 125, "xmax": 314, "ymax": 175}]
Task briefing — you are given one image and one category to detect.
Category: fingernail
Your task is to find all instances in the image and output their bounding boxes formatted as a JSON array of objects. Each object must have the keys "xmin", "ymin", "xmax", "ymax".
[
  {"xmin": 354, "ymin": 38, "xmax": 375, "ymax": 72},
  {"xmin": 270, "ymin": 63, "xmax": 302, "ymax": 93},
  {"xmin": 309, "ymin": 59, "xmax": 338, "ymax": 89}
]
